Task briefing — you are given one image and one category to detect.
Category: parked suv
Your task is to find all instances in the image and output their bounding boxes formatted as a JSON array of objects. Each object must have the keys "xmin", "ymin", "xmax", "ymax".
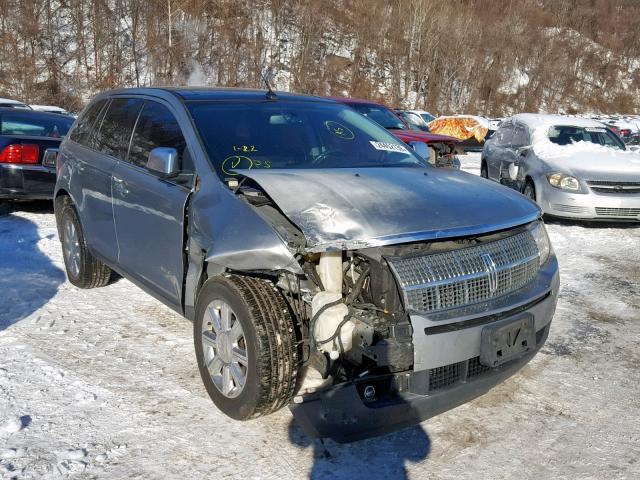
[{"xmin": 55, "ymin": 88, "xmax": 559, "ymax": 442}]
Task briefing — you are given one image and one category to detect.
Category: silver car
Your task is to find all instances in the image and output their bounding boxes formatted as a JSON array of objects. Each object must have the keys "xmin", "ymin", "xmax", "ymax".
[
  {"xmin": 482, "ymin": 114, "xmax": 640, "ymax": 221},
  {"xmin": 54, "ymin": 89, "xmax": 559, "ymax": 442}
]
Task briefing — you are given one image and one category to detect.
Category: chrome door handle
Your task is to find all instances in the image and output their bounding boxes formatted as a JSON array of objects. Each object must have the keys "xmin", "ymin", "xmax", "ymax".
[{"xmin": 113, "ymin": 176, "xmax": 129, "ymax": 195}]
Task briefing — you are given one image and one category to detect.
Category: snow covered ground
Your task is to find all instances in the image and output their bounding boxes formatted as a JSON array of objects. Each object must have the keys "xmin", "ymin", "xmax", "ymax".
[{"xmin": 0, "ymin": 154, "xmax": 639, "ymax": 479}]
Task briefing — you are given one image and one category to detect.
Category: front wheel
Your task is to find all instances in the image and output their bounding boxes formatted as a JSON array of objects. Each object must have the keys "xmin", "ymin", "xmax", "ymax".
[
  {"xmin": 480, "ymin": 162, "xmax": 489, "ymax": 178},
  {"xmin": 194, "ymin": 275, "xmax": 299, "ymax": 420},
  {"xmin": 523, "ymin": 180, "xmax": 536, "ymax": 202},
  {"xmin": 0, "ymin": 201, "xmax": 12, "ymax": 216}
]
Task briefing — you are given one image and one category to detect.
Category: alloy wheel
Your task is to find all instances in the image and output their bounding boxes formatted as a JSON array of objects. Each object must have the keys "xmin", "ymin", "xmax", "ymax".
[
  {"xmin": 201, "ymin": 300, "xmax": 248, "ymax": 398},
  {"xmin": 63, "ymin": 218, "xmax": 81, "ymax": 278}
]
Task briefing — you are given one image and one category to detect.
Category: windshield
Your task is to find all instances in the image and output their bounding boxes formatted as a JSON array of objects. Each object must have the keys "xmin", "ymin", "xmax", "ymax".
[
  {"xmin": 548, "ymin": 125, "xmax": 625, "ymax": 150},
  {"xmin": 420, "ymin": 112, "xmax": 436, "ymax": 123},
  {"xmin": 0, "ymin": 112, "xmax": 73, "ymax": 138},
  {"xmin": 188, "ymin": 100, "xmax": 425, "ymax": 178},
  {"xmin": 347, "ymin": 103, "xmax": 408, "ymax": 130}
]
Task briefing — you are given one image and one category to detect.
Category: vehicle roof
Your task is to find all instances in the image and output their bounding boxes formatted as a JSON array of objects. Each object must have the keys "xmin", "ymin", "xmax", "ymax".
[
  {"xmin": 328, "ymin": 96, "xmax": 385, "ymax": 106},
  {"xmin": 101, "ymin": 87, "xmax": 335, "ymax": 103},
  {"xmin": 30, "ymin": 105, "xmax": 68, "ymax": 112},
  {"xmin": 0, "ymin": 107, "xmax": 74, "ymax": 119},
  {"xmin": 0, "ymin": 98, "xmax": 28, "ymax": 105},
  {"xmin": 512, "ymin": 113, "xmax": 605, "ymax": 129}
]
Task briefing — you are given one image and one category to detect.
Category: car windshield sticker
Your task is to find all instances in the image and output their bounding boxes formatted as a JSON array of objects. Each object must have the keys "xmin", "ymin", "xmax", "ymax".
[
  {"xmin": 221, "ymin": 155, "xmax": 271, "ymax": 176},
  {"xmin": 222, "ymin": 155, "xmax": 253, "ymax": 176},
  {"xmin": 325, "ymin": 121, "xmax": 355, "ymax": 140},
  {"xmin": 585, "ymin": 127, "xmax": 606, "ymax": 133},
  {"xmin": 370, "ymin": 141, "xmax": 410, "ymax": 153}
]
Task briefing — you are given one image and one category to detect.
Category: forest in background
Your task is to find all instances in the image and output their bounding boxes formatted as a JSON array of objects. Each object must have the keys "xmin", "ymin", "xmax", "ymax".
[{"xmin": 0, "ymin": 0, "xmax": 639, "ymax": 115}]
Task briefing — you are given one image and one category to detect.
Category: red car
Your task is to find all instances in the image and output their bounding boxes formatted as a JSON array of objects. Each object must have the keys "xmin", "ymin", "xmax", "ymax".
[{"xmin": 330, "ymin": 97, "xmax": 461, "ymax": 168}]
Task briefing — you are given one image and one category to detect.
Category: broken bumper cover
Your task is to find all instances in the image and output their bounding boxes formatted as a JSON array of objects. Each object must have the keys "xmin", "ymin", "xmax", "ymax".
[{"xmin": 289, "ymin": 330, "xmax": 549, "ymax": 443}]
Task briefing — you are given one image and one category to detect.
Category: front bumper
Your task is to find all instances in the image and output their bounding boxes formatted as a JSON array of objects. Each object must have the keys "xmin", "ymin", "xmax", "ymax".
[
  {"xmin": 290, "ymin": 257, "xmax": 559, "ymax": 442},
  {"xmin": 538, "ymin": 182, "xmax": 640, "ymax": 221},
  {"xmin": 0, "ymin": 164, "xmax": 56, "ymax": 200}
]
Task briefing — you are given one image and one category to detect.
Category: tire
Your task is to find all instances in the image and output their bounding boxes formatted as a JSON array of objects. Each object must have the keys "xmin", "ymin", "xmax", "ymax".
[
  {"xmin": 194, "ymin": 274, "xmax": 298, "ymax": 420},
  {"xmin": 523, "ymin": 179, "xmax": 536, "ymax": 202},
  {"xmin": 60, "ymin": 204, "xmax": 112, "ymax": 289},
  {"xmin": 480, "ymin": 162, "xmax": 488, "ymax": 178},
  {"xmin": 0, "ymin": 201, "xmax": 12, "ymax": 216}
]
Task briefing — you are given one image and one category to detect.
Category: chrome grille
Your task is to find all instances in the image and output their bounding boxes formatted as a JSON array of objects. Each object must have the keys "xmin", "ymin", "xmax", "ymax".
[
  {"xmin": 595, "ymin": 207, "xmax": 640, "ymax": 217},
  {"xmin": 587, "ymin": 180, "xmax": 640, "ymax": 195},
  {"xmin": 388, "ymin": 230, "xmax": 540, "ymax": 313}
]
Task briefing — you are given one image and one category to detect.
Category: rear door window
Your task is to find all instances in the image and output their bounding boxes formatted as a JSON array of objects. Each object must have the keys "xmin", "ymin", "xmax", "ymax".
[
  {"xmin": 94, "ymin": 98, "xmax": 144, "ymax": 160},
  {"xmin": 128, "ymin": 101, "xmax": 189, "ymax": 171}
]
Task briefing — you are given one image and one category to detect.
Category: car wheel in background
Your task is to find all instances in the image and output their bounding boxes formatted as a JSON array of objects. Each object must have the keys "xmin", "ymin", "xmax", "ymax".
[
  {"xmin": 194, "ymin": 275, "xmax": 299, "ymax": 420},
  {"xmin": 60, "ymin": 204, "xmax": 112, "ymax": 288},
  {"xmin": 0, "ymin": 201, "xmax": 12, "ymax": 216},
  {"xmin": 480, "ymin": 162, "xmax": 488, "ymax": 178},
  {"xmin": 523, "ymin": 180, "xmax": 536, "ymax": 202}
]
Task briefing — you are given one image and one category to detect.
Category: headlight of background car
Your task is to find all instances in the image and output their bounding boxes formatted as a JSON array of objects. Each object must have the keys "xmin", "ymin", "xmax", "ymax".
[
  {"xmin": 547, "ymin": 172, "xmax": 580, "ymax": 191},
  {"xmin": 529, "ymin": 221, "xmax": 551, "ymax": 264}
]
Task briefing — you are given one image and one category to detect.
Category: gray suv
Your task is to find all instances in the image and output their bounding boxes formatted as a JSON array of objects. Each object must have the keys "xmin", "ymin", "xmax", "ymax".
[{"xmin": 54, "ymin": 88, "xmax": 559, "ymax": 442}]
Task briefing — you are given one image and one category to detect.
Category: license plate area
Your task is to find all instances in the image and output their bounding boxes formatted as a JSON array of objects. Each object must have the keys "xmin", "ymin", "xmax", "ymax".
[{"xmin": 480, "ymin": 315, "xmax": 535, "ymax": 367}]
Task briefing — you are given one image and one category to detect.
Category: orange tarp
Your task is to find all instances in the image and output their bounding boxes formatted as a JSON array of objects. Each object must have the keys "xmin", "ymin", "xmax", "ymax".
[{"xmin": 427, "ymin": 117, "xmax": 489, "ymax": 142}]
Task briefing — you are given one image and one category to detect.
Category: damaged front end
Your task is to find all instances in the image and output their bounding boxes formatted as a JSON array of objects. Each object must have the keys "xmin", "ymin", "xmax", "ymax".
[{"xmin": 193, "ymin": 167, "xmax": 557, "ymax": 442}]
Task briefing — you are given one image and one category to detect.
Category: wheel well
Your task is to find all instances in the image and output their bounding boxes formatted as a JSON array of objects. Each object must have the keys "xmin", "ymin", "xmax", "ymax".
[
  {"xmin": 524, "ymin": 176, "xmax": 535, "ymax": 188},
  {"xmin": 54, "ymin": 190, "xmax": 72, "ymax": 235}
]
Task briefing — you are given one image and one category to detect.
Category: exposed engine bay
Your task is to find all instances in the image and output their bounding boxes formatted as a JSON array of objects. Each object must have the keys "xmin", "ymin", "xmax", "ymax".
[{"xmin": 232, "ymin": 176, "xmax": 532, "ymax": 398}]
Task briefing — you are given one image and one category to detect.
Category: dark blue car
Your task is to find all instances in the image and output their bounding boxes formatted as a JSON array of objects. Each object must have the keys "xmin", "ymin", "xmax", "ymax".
[{"xmin": 0, "ymin": 108, "xmax": 74, "ymax": 207}]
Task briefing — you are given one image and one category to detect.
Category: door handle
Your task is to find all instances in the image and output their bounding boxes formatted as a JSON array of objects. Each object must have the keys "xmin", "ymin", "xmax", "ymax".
[{"xmin": 113, "ymin": 176, "xmax": 129, "ymax": 195}]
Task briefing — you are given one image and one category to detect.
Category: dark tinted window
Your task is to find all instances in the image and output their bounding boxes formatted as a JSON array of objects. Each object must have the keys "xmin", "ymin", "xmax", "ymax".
[
  {"xmin": 128, "ymin": 101, "xmax": 188, "ymax": 170},
  {"xmin": 349, "ymin": 103, "xmax": 407, "ymax": 130},
  {"xmin": 511, "ymin": 125, "xmax": 529, "ymax": 148},
  {"xmin": 95, "ymin": 98, "xmax": 144, "ymax": 159},
  {"xmin": 69, "ymin": 100, "xmax": 107, "ymax": 145},
  {"xmin": 0, "ymin": 112, "xmax": 74, "ymax": 138}
]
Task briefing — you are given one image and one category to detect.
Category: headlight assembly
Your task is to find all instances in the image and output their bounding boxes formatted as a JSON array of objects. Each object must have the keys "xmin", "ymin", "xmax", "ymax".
[
  {"xmin": 529, "ymin": 221, "xmax": 551, "ymax": 264},
  {"xmin": 547, "ymin": 172, "xmax": 580, "ymax": 191}
]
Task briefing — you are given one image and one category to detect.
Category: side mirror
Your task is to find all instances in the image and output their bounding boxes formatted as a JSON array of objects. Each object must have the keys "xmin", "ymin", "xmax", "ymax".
[
  {"xmin": 409, "ymin": 141, "xmax": 429, "ymax": 160},
  {"xmin": 147, "ymin": 147, "xmax": 179, "ymax": 175}
]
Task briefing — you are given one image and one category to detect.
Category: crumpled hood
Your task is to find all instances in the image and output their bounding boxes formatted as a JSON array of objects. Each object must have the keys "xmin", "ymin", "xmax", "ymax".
[
  {"xmin": 237, "ymin": 167, "xmax": 540, "ymax": 252},
  {"xmin": 389, "ymin": 129, "xmax": 457, "ymax": 145},
  {"xmin": 541, "ymin": 149, "xmax": 640, "ymax": 181}
]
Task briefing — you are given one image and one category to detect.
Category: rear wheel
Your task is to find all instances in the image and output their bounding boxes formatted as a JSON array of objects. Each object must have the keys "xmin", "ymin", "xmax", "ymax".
[
  {"xmin": 0, "ymin": 201, "xmax": 12, "ymax": 216},
  {"xmin": 60, "ymin": 204, "xmax": 112, "ymax": 288},
  {"xmin": 480, "ymin": 162, "xmax": 488, "ymax": 178},
  {"xmin": 523, "ymin": 180, "xmax": 536, "ymax": 201},
  {"xmin": 194, "ymin": 275, "xmax": 298, "ymax": 420}
]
